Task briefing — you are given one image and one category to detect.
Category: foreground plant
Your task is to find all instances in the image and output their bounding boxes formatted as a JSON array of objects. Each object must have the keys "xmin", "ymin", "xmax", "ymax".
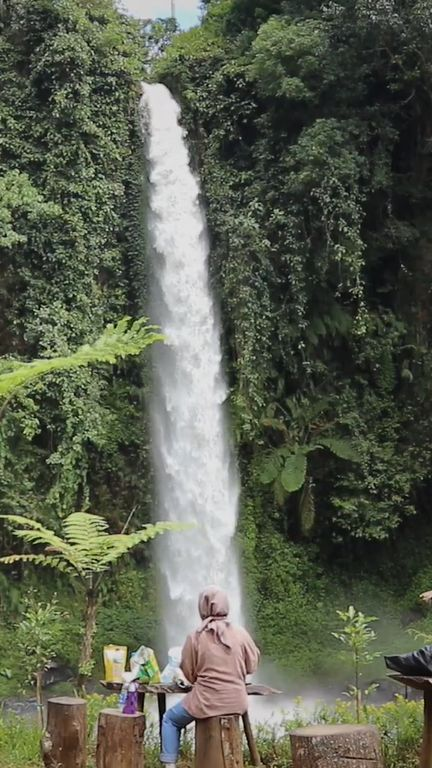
[
  {"xmin": 0, "ymin": 316, "xmax": 163, "ymax": 420},
  {"xmin": 0, "ymin": 512, "xmax": 179, "ymax": 690},
  {"xmin": 16, "ymin": 594, "xmax": 66, "ymax": 728},
  {"xmin": 333, "ymin": 605, "xmax": 380, "ymax": 723}
]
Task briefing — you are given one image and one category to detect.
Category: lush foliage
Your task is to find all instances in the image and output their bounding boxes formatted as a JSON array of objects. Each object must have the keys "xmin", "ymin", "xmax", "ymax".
[
  {"xmin": 3, "ymin": 0, "xmax": 432, "ymax": 699},
  {"xmin": 150, "ymin": 0, "xmax": 432, "ymax": 664},
  {"xmin": 157, "ymin": 0, "xmax": 432, "ymax": 543},
  {"xmin": 0, "ymin": 0, "xmax": 150, "ymax": 529},
  {"xmin": 15, "ymin": 595, "xmax": 66, "ymax": 726},
  {"xmin": 0, "ymin": 318, "xmax": 163, "ymax": 403},
  {"xmin": 0, "ymin": 0, "xmax": 165, "ymax": 690},
  {"xmin": 0, "ymin": 512, "xmax": 176, "ymax": 579},
  {"xmin": 0, "ymin": 512, "xmax": 178, "ymax": 686}
]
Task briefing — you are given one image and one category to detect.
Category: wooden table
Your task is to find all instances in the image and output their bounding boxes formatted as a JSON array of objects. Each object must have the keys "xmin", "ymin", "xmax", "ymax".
[
  {"xmin": 101, "ymin": 680, "xmax": 280, "ymax": 766},
  {"xmin": 390, "ymin": 675, "xmax": 432, "ymax": 768}
]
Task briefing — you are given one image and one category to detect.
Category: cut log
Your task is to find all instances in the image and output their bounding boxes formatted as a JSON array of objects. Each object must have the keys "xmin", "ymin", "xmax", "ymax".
[
  {"xmin": 42, "ymin": 696, "xmax": 87, "ymax": 768},
  {"xmin": 290, "ymin": 724, "xmax": 383, "ymax": 768},
  {"xmin": 96, "ymin": 708, "xmax": 145, "ymax": 768},
  {"xmin": 195, "ymin": 715, "xmax": 244, "ymax": 768}
]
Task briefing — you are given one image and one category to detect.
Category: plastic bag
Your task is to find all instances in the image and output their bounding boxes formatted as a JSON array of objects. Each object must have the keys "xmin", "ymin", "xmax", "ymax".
[
  {"xmin": 130, "ymin": 646, "xmax": 161, "ymax": 684},
  {"xmin": 384, "ymin": 644, "xmax": 432, "ymax": 676},
  {"xmin": 161, "ymin": 646, "xmax": 182, "ymax": 684},
  {"xmin": 103, "ymin": 645, "xmax": 127, "ymax": 683}
]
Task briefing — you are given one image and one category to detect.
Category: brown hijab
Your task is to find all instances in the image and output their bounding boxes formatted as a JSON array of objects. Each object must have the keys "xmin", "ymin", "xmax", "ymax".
[{"xmin": 197, "ymin": 585, "xmax": 231, "ymax": 648}]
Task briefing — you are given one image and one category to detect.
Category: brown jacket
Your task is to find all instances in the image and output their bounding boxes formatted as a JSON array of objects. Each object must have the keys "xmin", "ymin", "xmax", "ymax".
[{"xmin": 180, "ymin": 624, "xmax": 260, "ymax": 718}]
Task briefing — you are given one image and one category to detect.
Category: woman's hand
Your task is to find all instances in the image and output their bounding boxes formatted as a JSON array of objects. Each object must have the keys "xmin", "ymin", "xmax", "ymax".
[{"xmin": 420, "ymin": 591, "xmax": 432, "ymax": 603}]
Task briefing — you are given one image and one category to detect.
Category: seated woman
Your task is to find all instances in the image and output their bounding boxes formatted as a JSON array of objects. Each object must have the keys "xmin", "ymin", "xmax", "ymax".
[{"xmin": 160, "ymin": 585, "xmax": 260, "ymax": 767}]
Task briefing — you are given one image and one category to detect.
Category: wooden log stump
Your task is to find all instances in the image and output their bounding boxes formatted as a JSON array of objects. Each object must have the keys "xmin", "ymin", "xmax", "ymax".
[
  {"xmin": 195, "ymin": 715, "xmax": 244, "ymax": 768},
  {"xmin": 42, "ymin": 696, "xmax": 87, "ymax": 768},
  {"xmin": 290, "ymin": 724, "xmax": 383, "ymax": 768},
  {"xmin": 96, "ymin": 709, "xmax": 145, "ymax": 768}
]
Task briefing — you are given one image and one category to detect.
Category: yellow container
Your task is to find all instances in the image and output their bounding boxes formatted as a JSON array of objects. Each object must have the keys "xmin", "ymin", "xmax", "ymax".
[{"xmin": 103, "ymin": 645, "xmax": 127, "ymax": 683}]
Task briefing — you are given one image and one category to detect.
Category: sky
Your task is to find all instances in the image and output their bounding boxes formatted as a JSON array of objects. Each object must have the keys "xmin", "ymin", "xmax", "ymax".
[{"xmin": 120, "ymin": 0, "xmax": 201, "ymax": 29}]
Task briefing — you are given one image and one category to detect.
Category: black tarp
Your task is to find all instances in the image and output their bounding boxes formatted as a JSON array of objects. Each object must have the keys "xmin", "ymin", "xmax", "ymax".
[{"xmin": 385, "ymin": 645, "xmax": 432, "ymax": 676}]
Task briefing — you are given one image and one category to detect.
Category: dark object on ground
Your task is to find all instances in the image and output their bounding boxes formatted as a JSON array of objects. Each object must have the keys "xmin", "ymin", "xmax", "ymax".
[
  {"xmin": 43, "ymin": 662, "xmax": 74, "ymax": 687},
  {"xmin": 385, "ymin": 645, "xmax": 432, "ymax": 676},
  {"xmin": 289, "ymin": 724, "xmax": 383, "ymax": 768}
]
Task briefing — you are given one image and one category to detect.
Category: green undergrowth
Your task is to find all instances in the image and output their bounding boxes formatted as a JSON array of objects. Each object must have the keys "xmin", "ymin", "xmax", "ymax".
[
  {"xmin": 0, "ymin": 696, "xmax": 422, "ymax": 768},
  {"xmin": 2, "ymin": 551, "xmax": 432, "ymax": 701},
  {"xmin": 0, "ymin": 564, "xmax": 160, "ymax": 700}
]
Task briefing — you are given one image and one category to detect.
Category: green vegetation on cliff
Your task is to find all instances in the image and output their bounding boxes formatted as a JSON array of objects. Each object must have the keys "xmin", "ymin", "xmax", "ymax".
[
  {"xmin": 154, "ymin": 0, "xmax": 432, "ymax": 669},
  {"xmin": 2, "ymin": 0, "xmax": 432, "ymax": 693}
]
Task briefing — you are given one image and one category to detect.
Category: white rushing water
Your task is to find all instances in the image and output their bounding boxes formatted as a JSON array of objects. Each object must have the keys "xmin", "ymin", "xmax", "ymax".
[{"xmin": 140, "ymin": 83, "xmax": 243, "ymax": 648}]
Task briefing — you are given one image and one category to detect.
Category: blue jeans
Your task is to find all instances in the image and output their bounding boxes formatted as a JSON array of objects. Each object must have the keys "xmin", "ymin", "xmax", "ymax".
[{"xmin": 160, "ymin": 701, "xmax": 195, "ymax": 764}]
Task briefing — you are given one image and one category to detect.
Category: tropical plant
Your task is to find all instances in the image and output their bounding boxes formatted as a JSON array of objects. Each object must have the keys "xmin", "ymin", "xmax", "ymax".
[
  {"xmin": 16, "ymin": 594, "xmax": 66, "ymax": 728},
  {"xmin": 258, "ymin": 397, "xmax": 360, "ymax": 533},
  {"xmin": 0, "ymin": 316, "xmax": 163, "ymax": 419},
  {"xmin": 0, "ymin": 512, "xmax": 179, "ymax": 690},
  {"xmin": 332, "ymin": 606, "xmax": 380, "ymax": 723}
]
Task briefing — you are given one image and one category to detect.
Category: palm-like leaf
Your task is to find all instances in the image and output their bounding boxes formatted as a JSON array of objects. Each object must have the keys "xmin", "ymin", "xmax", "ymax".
[
  {"xmin": 0, "ymin": 514, "xmax": 81, "ymax": 570},
  {"xmin": 1, "ymin": 511, "xmax": 184, "ymax": 688},
  {"xmin": 0, "ymin": 512, "xmax": 183, "ymax": 583},
  {"xmin": 0, "ymin": 317, "xmax": 163, "ymax": 399},
  {"xmin": 0, "ymin": 554, "xmax": 74, "ymax": 574},
  {"xmin": 280, "ymin": 451, "xmax": 307, "ymax": 493},
  {"xmin": 316, "ymin": 437, "xmax": 360, "ymax": 462}
]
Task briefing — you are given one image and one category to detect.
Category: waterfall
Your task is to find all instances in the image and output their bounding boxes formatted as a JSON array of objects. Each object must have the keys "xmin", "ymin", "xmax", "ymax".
[{"xmin": 140, "ymin": 83, "xmax": 243, "ymax": 648}]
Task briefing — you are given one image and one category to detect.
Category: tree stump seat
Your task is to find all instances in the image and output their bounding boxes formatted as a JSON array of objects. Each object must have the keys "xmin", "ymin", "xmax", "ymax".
[
  {"xmin": 195, "ymin": 714, "xmax": 244, "ymax": 768},
  {"xmin": 96, "ymin": 708, "xmax": 145, "ymax": 768},
  {"xmin": 42, "ymin": 697, "xmax": 87, "ymax": 768},
  {"xmin": 290, "ymin": 723, "xmax": 383, "ymax": 768}
]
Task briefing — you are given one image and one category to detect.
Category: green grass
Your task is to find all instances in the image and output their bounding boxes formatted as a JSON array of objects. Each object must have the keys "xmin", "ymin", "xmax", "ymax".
[
  {"xmin": 0, "ymin": 716, "xmax": 41, "ymax": 768},
  {"xmin": 0, "ymin": 696, "xmax": 423, "ymax": 768}
]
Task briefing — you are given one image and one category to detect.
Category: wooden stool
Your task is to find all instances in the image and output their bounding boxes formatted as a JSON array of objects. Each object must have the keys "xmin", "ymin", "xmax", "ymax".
[
  {"xmin": 195, "ymin": 715, "xmax": 243, "ymax": 768},
  {"xmin": 42, "ymin": 697, "xmax": 87, "ymax": 768},
  {"xmin": 290, "ymin": 724, "xmax": 383, "ymax": 768},
  {"xmin": 96, "ymin": 709, "xmax": 145, "ymax": 768}
]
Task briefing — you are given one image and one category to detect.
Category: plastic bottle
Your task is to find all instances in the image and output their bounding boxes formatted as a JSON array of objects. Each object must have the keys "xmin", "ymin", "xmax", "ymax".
[
  {"xmin": 118, "ymin": 683, "xmax": 128, "ymax": 711},
  {"xmin": 161, "ymin": 646, "xmax": 182, "ymax": 684},
  {"xmin": 123, "ymin": 682, "xmax": 138, "ymax": 715}
]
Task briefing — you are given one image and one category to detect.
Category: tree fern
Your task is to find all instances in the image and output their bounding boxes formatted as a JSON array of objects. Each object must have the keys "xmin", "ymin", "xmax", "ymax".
[{"xmin": 0, "ymin": 511, "xmax": 183, "ymax": 688}]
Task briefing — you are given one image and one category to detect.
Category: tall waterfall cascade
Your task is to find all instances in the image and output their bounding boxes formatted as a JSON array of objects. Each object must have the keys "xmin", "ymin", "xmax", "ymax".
[{"xmin": 140, "ymin": 83, "xmax": 243, "ymax": 648}]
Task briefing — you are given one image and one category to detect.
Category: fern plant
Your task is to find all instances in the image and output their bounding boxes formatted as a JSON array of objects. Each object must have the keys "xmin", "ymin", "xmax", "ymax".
[
  {"xmin": 0, "ymin": 512, "xmax": 180, "ymax": 690},
  {"xmin": 0, "ymin": 316, "xmax": 163, "ymax": 419},
  {"xmin": 257, "ymin": 395, "xmax": 360, "ymax": 533}
]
